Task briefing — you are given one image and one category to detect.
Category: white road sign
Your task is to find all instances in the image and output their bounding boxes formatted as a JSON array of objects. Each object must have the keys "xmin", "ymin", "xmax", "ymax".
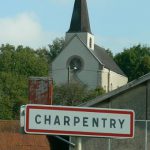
[{"xmin": 24, "ymin": 104, "xmax": 134, "ymax": 138}]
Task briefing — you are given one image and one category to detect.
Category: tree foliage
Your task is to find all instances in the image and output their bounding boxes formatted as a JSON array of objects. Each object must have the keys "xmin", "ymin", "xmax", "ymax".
[
  {"xmin": 0, "ymin": 44, "xmax": 48, "ymax": 119},
  {"xmin": 114, "ymin": 44, "xmax": 150, "ymax": 81},
  {"xmin": 0, "ymin": 72, "xmax": 28, "ymax": 119},
  {"xmin": 48, "ymin": 37, "xmax": 65, "ymax": 61},
  {"xmin": 106, "ymin": 49, "xmax": 113, "ymax": 58},
  {"xmin": 53, "ymin": 83, "xmax": 105, "ymax": 106}
]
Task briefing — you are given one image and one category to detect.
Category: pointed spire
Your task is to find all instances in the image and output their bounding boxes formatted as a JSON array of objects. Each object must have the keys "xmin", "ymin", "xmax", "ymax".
[{"xmin": 67, "ymin": 0, "xmax": 92, "ymax": 33}]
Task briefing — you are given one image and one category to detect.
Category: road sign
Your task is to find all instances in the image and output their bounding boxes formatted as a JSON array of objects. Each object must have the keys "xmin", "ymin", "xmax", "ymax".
[{"xmin": 24, "ymin": 104, "xmax": 134, "ymax": 138}]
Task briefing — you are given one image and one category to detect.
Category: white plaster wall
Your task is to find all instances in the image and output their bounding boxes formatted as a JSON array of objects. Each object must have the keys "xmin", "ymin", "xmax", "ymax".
[
  {"xmin": 52, "ymin": 36, "xmax": 99, "ymax": 89},
  {"xmin": 101, "ymin": 68, "xmax": 128, "ymax": 92}
]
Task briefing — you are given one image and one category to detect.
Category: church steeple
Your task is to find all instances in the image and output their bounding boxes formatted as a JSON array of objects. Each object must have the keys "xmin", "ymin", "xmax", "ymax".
[
  {"xmin": 67, "ymin": 0, "xmax": 92, "ymax": 33},
  {"xmin": 66, "ymin": 0, "xmax": 94, "ymax": 50}
]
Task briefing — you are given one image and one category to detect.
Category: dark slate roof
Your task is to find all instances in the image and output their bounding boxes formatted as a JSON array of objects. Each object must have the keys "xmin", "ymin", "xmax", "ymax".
[
  {"xmin": 67, "ymin": 0, "xmax": 92, "ymax": 33},
  {"xmin": 93, "ymin": 44, "xmax": 126, "ymax": 76}
]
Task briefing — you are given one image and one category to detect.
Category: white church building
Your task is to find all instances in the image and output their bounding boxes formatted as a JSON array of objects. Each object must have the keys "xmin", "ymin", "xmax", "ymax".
[{"xmin": 52, "ymin": 0, "xmax": 128, "ymax": 92}]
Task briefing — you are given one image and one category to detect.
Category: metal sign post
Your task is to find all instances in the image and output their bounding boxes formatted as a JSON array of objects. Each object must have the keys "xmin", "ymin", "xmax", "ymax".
[{"xmin": 76, "ymin": 138, "xmax": 82, "ymax": 150}]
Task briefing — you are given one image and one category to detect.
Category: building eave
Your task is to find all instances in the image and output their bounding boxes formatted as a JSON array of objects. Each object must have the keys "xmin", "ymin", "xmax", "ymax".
[{"xmin": 80, "ymin": 72, "xmax": 150, "ymax": 107}]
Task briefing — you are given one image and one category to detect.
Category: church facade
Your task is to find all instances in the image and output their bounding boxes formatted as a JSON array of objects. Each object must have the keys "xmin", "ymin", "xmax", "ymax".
[{"xmin": 52, "ymin": 0, "xmax": 128, "ymax": 92}]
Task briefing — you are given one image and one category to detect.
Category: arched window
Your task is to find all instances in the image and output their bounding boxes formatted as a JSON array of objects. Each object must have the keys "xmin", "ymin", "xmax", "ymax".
[{"xmin": 89, "ymin": 37, "xmax": 92, "ymax": 48}]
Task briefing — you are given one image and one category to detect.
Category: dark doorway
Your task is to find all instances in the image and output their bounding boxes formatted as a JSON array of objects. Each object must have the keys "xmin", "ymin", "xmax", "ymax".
[{"xmin": 47, "ymin": 135, "xmax": 69, "ymax": 150}]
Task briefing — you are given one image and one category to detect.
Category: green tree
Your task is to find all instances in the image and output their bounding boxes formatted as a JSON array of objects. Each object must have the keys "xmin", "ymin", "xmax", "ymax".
[
  {"xmin": 15, "ymin": 46, "xmax": 48, "ymax": 76},
  {"xmin": 106, "ymin": 49, "xmax": 113, "ymax": 58},
  {"xmin": 137, "ymin": 56, "xmax": 150, "ymax": 77},
  {"xmin": 0, "ymin": 44, "xmax": 15, "ymax": 72},
  {"xmin": 48, "ymin": 37, "xmax": 65, "ymax": 61},
  {"xmin": 53, "ymin": 83, "xmax": 105, "ymax": 106},
  {"xmin": 0, "ymin": 44, "xmax": 49, "ymax": 76},
  {"xmin": 114, "ymin": 44, "xmax": 150, "ymax": 81},
  {"xmin": 0, "ymin": 72, "xmax": 28, "ymax": 119},
  {"xmin": 36, "ymin": 47, "xmax": 51, "ymax": 64},
  {"xmin": 0, "ymin": 94, "xmax": 13, "ymax": 120},
  {"xmin": 0, "ymin": 44, "xmax": 49, "ymax": 119}
]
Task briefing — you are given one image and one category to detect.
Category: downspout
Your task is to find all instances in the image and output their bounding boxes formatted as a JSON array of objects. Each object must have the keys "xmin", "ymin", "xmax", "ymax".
[{"xmin": 108, "ymin": 70, "xmax": 110, "ymax": 92}]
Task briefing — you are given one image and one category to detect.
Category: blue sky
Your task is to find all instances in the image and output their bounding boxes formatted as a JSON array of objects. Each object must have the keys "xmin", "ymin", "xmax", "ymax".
[{"xmin": 0, "ymin": 0, "xmax": 150, "ymax": 54}]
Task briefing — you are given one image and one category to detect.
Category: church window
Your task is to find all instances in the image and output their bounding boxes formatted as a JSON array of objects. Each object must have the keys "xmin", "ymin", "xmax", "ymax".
[
  {"xmin": 67, "ymin": 56, "xmax": 84, "ymax": 73},
  {"xmin": 69, "ymin": 58, "xmax": 82, "ymax": 72},
  {"xmin": 89, "ymin": 37, "xmax": 92, "ymax": 48}
]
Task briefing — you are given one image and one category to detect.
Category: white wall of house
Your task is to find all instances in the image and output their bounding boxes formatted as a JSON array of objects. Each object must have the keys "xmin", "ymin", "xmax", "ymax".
[{"xmin": 101, "ymin": 68, "xmax": 128, "ymax": 92}]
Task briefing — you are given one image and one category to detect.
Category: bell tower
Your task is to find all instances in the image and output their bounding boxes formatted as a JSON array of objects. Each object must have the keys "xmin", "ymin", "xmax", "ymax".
[{"xmin": 65, "ymin": 0, "xmax": 94, "ymax": 50}]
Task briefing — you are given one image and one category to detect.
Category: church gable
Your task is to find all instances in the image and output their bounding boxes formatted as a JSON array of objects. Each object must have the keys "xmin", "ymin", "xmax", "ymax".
[
  {"xmin": 52, "ymin": 35, "xmax": 100, "ymax": 71},
  {"xmin": 52, "ymin": 35, "xmax": 102, "ymax": 87}
]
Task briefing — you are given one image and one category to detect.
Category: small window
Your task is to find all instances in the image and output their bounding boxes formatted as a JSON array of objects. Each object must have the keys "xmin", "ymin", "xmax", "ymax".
[{"xmin": 89, "ymin": 37, "xmax": 92, "ymax": 48}]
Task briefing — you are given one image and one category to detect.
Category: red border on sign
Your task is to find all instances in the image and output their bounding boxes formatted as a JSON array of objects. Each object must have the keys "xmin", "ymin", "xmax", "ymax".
[{"xmin": 25, "ymin": 105, "xmax": 134, "ymax": 138}]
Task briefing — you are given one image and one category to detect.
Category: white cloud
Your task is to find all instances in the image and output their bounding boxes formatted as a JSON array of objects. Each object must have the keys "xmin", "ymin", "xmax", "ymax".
[{"xmin": 0, "ymin": 13, "xmax": 61, "ymax": 49}]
